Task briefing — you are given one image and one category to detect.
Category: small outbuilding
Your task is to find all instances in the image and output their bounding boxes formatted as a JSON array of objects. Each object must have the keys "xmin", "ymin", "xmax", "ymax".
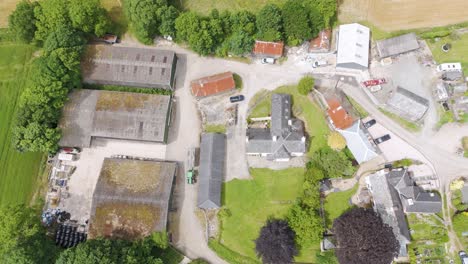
[
  {"xmin": 253, "ymin": 40, "xmax": 284, "ymax": 58},
  {"xmin": 191, "ymin": 72, "xmax": 236, "ymax": 97},
  {"xmin": 336, "ymin": 23, "xmax": 370, "ymax": 70},
  {"xmin": 197, "ymin": 133, "xmax": 226, "ymax": 209},
  {"xmin": 442, "ymin": 71, "xmax": 464, "ymax": 81},
  {"xmin": 376, "ymin": 33, "xmax": 420, "ymax": 59},
  {"xmin": 435, "ymin": 82, "xmax": 449, "ymax": 102},
  {"xmin": 386, "ymin": 87, "xmax": 429, "ymax": 122},
  {"xmin": 309, "ymin": 29, "xmax": 331, "ymax": 53}
]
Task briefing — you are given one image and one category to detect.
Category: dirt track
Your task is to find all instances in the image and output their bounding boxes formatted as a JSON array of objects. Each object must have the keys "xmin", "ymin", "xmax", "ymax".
[{"xmin": 338, "ymin": 0, "xmax": 468, "ymax": 31}]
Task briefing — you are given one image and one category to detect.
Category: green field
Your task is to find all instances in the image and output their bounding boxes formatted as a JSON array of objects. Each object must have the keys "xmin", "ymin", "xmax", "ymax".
[
  {"xmin": 324, "ymin": 184, "xmax": 358, "ymax": 227},
  {"xmin": 429, "ymin": 33, "xmax": 468, "ymax": 76},
  {"xmin": 218, "ymin": 168, "xmax": 319, "ymax": 262},
  {"xmin": 248, "ymin": 85, "xmax": 330, "ymax": 155},
  {"xmin": 0, "ymin": 43, "xmax": 44, "ymax": 206},
  {"xmin": 171, "ymin": 0, "xmax": 286, "ymax": 15}
]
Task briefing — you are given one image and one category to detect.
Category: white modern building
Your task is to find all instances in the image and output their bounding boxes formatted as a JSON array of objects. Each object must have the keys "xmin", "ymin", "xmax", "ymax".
[{"xmin": 336, "ymin": 23, "xmax": 370, "ymax": 70}]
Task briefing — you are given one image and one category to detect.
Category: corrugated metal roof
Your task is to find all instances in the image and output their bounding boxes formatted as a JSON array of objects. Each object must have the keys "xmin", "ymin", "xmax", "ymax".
[
  {"xmin": 191, "ymin": 72, "xmax": 235, "ymax": 97},
  {"xmin": 198, "ymin": 133, "xmax": 226, "ymax": 209},
  {"xmin": 376, "ymin": 33, "xmax": 419, "ymax": 58},
  {"xmin": 386, "ymin": 87, "xmax": 429, "ymax": 122},
  {"xmin": 336, "ymin": 23, "xmax": 370, "ymax": 69},
  {"xmin": 253, "ymin": 40, "xmax": 284, "ymax": 57},
  {"xmin": 82, "ymin": 45, "xmax": 176, "ymax": 89}
]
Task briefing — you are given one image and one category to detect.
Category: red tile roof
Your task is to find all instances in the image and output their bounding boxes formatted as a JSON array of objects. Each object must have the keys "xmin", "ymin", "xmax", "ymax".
[
  {"xmin": 327, "ymin": 99, "xmax": 354, "ymax": 130},
  {"xmin": 253, "ymin": 41, "xmax": 284, "ymax": 57},
  {"xmin": 309, "ymin": 29, "xmax": 331, "ymax": 52},
  {"xmin": 191, "ymin": 72, "xmax": 235, "ymax": 97}
]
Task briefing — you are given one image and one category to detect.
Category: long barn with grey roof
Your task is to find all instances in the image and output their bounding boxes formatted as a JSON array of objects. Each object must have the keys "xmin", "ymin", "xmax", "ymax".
[
  {"xmin": 198, "ymin": 133, "xmax": 226, "ymax": 209},
  {"xmin": 386, "ymin": 87, "xmax": 429, "ymax": 122},
  {"xmin": 59, "ymin": 89, "xmax": 172, "ymax": 147},
  {"xmin": 376, "ymin": 33, "xmax": 420, "ymax": 58},
  {"xmin": 82, "ymin": 45, "xmax": 177, "ymax": 90}
]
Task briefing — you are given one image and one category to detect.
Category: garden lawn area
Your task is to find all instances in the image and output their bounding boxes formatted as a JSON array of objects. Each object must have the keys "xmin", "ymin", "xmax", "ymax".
[
  {"xmin": 248, "ymin": 85, "xmax": 329, "ymax": 154},
  {"xmin": 407, "ymin": 214, "xmax": 449, "ymax": 262},
  {"xmin": 204, "ymin": 124, "xmax": 226, "ymax": 133},
  {"xmin": 429, "ymin": 33, "xmax": 468, "ymax": 75},
  {"xmin": 219, "ymin": 168, "xmax": 319, "ymax": 262},
  {"xmin": 0, "ymin": 43, "xmax": 44, "ymax": 206},
  {"xmin": 172, "ymin": 0, "xmax": 286, "ymax": 15},
  {"xmin": 452, "ymin": 212, "xmax": 468, "ymax": 249},
  {"xmin": 324, "ymin": 184, "xmax": 358, "ymax": 227}
]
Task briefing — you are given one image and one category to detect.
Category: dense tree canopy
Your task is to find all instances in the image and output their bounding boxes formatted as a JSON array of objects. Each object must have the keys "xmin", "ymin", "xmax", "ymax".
[
  {"xmin": 68, "ymin": 0, "xmax": 111, "ymax": 37},
  {"xmin": 157, "ymin": 5, "xmax": 179, "ymax": 38},
  {"xmin": 33, "ymin": 0, "xmax": 71, "ymax": 42},
  {"xmin": 56, "ymin": 238, "xmax": 163, "ymax": 264},
  {"xmin": 0, "ymin": 205, "xmax": 57, "ymax": 264},
  {"xmin": 125, "ymin": 0, "xmax": 167, "ymax": 44},
  {"xmin": 286, "ymin": 203, "xmax": 323, "ymax": 246},
  {"xmin": 333, "ymin": 208, "xmax": 399, "ymax": 264},
  {"xmin": 312, "ymin": 147, "xmax": 354, "ymax": 178},
  {"xmin": 8, "ymin": 0, "xmax": 38, "ymax": 43},
  {"xmin": 256, "ymin": 4, "xmax": 283, "ymax": 42},
  {"xmin": 255, "ymin": 219, "xmax": 297, "ymax": 264},
  {"xmin": 282, "ymin": 0, "xmax": 312, "ymax": 45}
]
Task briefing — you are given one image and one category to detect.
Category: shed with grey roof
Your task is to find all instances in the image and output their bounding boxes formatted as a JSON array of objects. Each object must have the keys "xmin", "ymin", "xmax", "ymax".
[
  {"xmin": 376, "ymin": 33, "xmax": 420, "ymax": 58},
  {"xmin": 197, "ymin": 133, "xmax": 226, "ymax": 209},
  {"xmin": 82, "ymin": 45, "xmax": 177, "ymax": 90},
  {"xmin": 59, "ymin": 89, "xmax": 172, "ymax": 147},
  {"xmin": 386, "ymin": 87, "xmax": 429, "ymax": 122}
]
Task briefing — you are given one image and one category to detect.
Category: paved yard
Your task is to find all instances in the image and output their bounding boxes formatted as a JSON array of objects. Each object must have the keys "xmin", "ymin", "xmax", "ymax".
[{"xmin": 59, "ymin": 138, "xmax": 167, "ymax": 224}]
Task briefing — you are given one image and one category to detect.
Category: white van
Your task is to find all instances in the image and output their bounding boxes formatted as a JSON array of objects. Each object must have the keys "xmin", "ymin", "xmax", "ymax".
[
  {"xmin": 261, "ymin": 57, "xmax": 275, "ymax": 64},
  {"xmin": 58, "ymin": 153, "xmax": 76, "ymax": 161},
  {"xmin": 436, "ymin": 62, "xmax": 462, "ymax": 72}
]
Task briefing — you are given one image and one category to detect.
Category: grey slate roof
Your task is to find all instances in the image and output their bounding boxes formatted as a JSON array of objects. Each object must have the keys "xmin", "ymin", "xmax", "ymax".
[
  {"xmin": 376, "ymin": 33, "xmax": 420, "ymax": 58},
  {"xmin": 386, "ymin": 86, "xmax": 429, "ymax": 122},
  {"xmin": 246, "ymin": 94, "xmax": 306, "ymax": 160},
  {"xmin": 367, "ymin": 170, "xmax": 410, "ymax": 258},
  {"xmin": 198, "ymin": 133, "xmax": 225, "ymax": 209},
  {"xmin": 271, "ymin": 93, "xmax": 291, "ymax": 137},
  {"xmin": 82, "ymin": 45, "xmax": 177, "ymax": 90},
  {"xmin": 59, "ymin": 89, "xmax": 172, "ymax": 147},
  {"xmin": 337, "ymin": 120, "xmax": 379, "ymax": 164},
  {"xmin": 461, "ymin": 184, "xmax": 468, "ymax": 204}
]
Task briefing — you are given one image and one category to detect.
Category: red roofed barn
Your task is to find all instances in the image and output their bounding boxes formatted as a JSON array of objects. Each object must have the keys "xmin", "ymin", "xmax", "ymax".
[
  {"xmin": 326, "ymin": 99, "xmax": 354, "ymax": 130},
  {"xmin": 253, "ymin": 41, "xmax": 284, "ymax": 58},
  {"xmin": 191, "ymin": 72, "xmax": 236, "ymax": 97}
]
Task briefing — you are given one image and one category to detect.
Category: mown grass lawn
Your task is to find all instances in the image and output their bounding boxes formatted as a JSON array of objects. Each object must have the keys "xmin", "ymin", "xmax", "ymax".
[
  {"xmin": 248, "ymin": 85, "xmax": 330, "ymax": 155},
  {"xmin": 0, "ymin": 43, "xmax": 44, "ymax": 206},
  {"xmin": 171, "ymin": 0, "xmax": 287, "ymax": 15},
  {"xmin": 219, "ymin": 168, "xmax": 320, "ymax": 262},
  {"xmin": 429, "ymin": 33, "xmax": 468, "ymax": 76},
  {"xmin": 324, "ymin": 184, "xmax": 358, "ymax": 227}
]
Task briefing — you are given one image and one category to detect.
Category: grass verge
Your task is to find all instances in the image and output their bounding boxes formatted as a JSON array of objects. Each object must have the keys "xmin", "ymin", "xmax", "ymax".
[
  {"xmin": 208, "ymin": 239, "xmax": 259, "ymax": 264},
  {"xmin": 427, "ymin": 30, "xmax": 468, "ymax": 76},
  {"xmin": 218, "ymin": 168, "xmax": 319, "ymax": 262},
  {"xmin": 323, "ymin": 184, "xmax": 358, "ymax": 227},
  {"xmin": 346, "ymin": 95, "xmax": 369, "ymax": 118},
  {"xmin": 233, "ymin": 73, "xmax": 243, "ymax": 90},
  {"xmin": 83, "ymin": 83, "xmax": 172, "ymax": 95},
  {"xmin": 0, "ymin": 43, "xmax": 44, "ymax": 206},
  {"xmin": 204, "ymin": 124, "xmax": 227, "ymax": 134},
  {"xmin": 379, "ymin": 108, "xmax": 421, "ymax": 133}
]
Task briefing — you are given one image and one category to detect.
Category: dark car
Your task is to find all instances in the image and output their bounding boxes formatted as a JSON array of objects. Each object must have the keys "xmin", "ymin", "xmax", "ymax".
[
  {"xmin": 374, "ymin": 134, "xmax": 391, "ymax": 144},
  {"xmin": 363, "ymin": 119, "xmax": 376, "ymax": 128},
  {"xmin": 230, "ymin": 95, "xmax": 245, "ymax": 103}
]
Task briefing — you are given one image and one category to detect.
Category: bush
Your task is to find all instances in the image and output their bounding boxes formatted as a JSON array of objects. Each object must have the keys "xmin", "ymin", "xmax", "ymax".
[
  {"xmin": 392, "ymin": 158, "xmax": 413, "ymax": 168},
  {"xmin": 84, "ymin": 84, "xmax": 172, "ymax": 95},
  {"xmin": 419, "ymin": 30, "xmax": 451, "ymax": 39},
  {"xmin": 297, "ymin": 76, "xmax": 315, "ymax": 95},
  {"xmin": 311, "ymin": 147, "xmax": 354, "ymax": 178},
  {"xmin": 151, "ymin": 232, "xmax": 169, "ymax": 249},
  {"xmin": 233, "ymin": 73, "xmax": 243, "ymax": 89}
]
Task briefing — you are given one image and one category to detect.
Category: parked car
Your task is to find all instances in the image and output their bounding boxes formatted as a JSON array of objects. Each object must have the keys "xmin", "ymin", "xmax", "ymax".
[
  {"xmin": 374, "ymin": 134, "xmax": 391, "ymax": 144},
  {"xmin": 363, "ymin": 119, "xmax": 376, "ymax": 128},
  {"xmin": 61, "ymin": 147, "xmax": 81, "ymax": 154},
  {"xmin": 362, "ymin": 78, "xmax": 386, "ymax": 87},
  {"xmin": 312, "ymin": 60, "xmax": 327, "ymax": 68},
  {"xmin": 229, "ymin": 95, "xmax": 245, "ymax": 103},
  {"xmin": 460, "ymin": 251, "xmax": 468, "ymax": 264},
  {"xmin": 261, "ymin": 57, "xmax": 275, "ymax": 64}
]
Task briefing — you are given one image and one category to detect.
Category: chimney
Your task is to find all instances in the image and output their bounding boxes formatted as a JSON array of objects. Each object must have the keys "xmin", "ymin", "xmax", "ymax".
[
  {"xmin": 273, "ymin": 136, "xmax": 277, "ymax": 141},
  {"xmin": 245, "ymin": 136, "xmax": 249, "ymax": 143},
  {"xmin": 288, "ymin": 119, "xmax": 292, "ymax": 126},
  {"xmin": 301, "ymin": 136, "xmax": 306, "ymax": 143}
]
